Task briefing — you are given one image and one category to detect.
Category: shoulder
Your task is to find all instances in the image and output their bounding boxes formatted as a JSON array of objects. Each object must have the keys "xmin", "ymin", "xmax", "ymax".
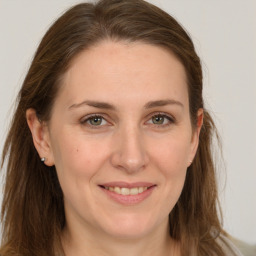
[{"xmin": 216, "ymin": 235, "xmax": 244, "ymax": 256}]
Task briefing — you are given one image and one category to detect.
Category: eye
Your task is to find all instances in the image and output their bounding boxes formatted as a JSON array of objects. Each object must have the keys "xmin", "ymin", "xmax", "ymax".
[
  {"xmin": 81, "ymin": 115, "xmax": 107, "ymax": 126},
  {"xmin": 152, "ymin": 115, "xmax": 165, "ymax": 125},
  {"xmin": 147, "ymin": 113, "xmax": 174, "ymax": 126}
]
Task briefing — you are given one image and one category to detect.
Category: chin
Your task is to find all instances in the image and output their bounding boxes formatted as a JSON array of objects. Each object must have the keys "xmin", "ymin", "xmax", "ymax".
[{"xmin": 99, "ymin": 212, "xmax": 165, "ymax": 240}]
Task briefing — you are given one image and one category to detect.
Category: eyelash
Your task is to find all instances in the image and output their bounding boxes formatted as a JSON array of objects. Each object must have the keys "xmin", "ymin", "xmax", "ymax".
[
  {"xmin": 147, "ymin": 112, "xmax": 175, "ymax": 127},
  {"xmin": 80, "ymin": 112, "xmax": 175, "ymax": 128},
  {"xmin": 80, "ymin": 114, "xmax": 108, "ymax": 128}
]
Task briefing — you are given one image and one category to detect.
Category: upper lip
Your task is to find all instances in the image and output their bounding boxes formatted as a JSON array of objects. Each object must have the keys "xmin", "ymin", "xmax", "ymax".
[{"xmin": 99, "ymin": 181, "xmax": 155, "ymax": 188}]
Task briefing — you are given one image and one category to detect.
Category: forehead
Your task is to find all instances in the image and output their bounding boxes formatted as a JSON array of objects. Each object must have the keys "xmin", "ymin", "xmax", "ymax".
[{"xmin": 58, "ymin": 40, "xmax": 188, "ymax": 109}]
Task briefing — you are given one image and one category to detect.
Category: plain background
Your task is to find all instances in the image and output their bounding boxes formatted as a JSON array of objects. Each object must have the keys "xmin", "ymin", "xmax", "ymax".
[{"xmin": 0, "ymin": 0, "xmax": 255, "ymax": 245}]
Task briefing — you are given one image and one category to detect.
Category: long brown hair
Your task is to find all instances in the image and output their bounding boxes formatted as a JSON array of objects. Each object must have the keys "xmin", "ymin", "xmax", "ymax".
[{"xmin": 1, "ymin": 0, "xmax": 228, "ymax": 255}]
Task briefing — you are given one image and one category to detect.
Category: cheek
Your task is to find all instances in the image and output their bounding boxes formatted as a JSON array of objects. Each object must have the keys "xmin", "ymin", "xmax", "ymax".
[
  {"xmin": 146, "ymin": 135, "xmax": 190, "ymax": 217},
  {"xmin": 53, "ymin": 140, "xmax": 90, "ymax": 176},
  {"xmin": 151, "ymin": 134, "xmax": 191, "ymax": 198},
  {"xmin": 151, "ymin": 134, "xmax": 191, "ymax": 175},
  {"xmin": 50, "ymin": 133, "xmax": 109, "ymax": 209},
  {"xmin": 50, "ymin": 131, "xmax": 111, "ymax": 184}
]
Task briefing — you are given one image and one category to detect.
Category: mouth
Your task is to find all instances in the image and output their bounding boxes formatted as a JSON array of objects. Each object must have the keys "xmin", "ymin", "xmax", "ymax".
[
  {"xmin": 98, "ymin": 182, "xmax": 156, "ymax": 205},
  {"xmin": 100, "ymin": 185, "xmax": 151, "ymax": 196}
]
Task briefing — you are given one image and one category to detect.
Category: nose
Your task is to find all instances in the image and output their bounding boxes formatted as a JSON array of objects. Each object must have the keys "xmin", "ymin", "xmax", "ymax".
[{"xmin": 110, "ymin": 125, "xmax": 149, "ymax": 174}]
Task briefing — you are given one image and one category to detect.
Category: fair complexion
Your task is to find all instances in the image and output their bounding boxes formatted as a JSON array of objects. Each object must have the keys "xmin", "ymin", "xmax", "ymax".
[{"xmin": 27, "ymin": 41, "xmax": 203, "ymax": 256}]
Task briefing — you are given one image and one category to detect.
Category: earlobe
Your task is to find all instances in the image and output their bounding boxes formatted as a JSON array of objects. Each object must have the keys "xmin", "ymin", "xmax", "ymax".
[{"xmin": 26, "ymin": 109, "xmax": 54, "ymax": 166}]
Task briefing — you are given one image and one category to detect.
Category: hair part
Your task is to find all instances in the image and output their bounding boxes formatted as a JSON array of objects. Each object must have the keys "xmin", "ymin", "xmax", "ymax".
[{"xmin": 1, "ymin": 1, "xmax": 226, "ymax": 255}]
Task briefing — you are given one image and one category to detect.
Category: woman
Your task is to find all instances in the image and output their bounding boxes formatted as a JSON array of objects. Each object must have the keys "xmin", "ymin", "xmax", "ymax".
[{"xmin": 0, "ymin": 0, "xmax": 243, "ymax": 255}]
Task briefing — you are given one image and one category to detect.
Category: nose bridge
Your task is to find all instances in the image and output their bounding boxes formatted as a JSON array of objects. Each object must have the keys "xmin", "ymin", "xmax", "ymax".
[{"xmin": 111, "ymin": 121, "xmax": 148, "ymax": 173}]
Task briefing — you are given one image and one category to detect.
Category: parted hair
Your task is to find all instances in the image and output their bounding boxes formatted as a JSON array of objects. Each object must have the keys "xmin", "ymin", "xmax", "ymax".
[{"xmin": 1, "ymin": 0, "xmax": 228, "ymax": 255}]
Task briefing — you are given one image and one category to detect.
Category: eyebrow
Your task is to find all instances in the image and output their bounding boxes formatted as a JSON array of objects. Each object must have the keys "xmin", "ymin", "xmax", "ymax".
[
  {"xmin": 144, "ymin": 99, "xmax": 184, "ymax": 109},
  {"xmin": 69, "ymin": 100, "xmax": 116, "ymax": 110},
  {"xmin": 68, "ymin": 99, "xmax": 183, "ymax": 110}
]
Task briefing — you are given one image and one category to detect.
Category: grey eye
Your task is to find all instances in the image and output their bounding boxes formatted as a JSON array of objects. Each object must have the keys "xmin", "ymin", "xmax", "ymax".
[
  {"xmin": 152, "ymin": 115, "xmax": 165, "ymax": 124},
  {"xmin": 147, "ymin": 113, "xmax": 174, "ymax": 126},
  {"xmin": 88, "ymin": 116, "xmax": 103, "ymax": 126}
]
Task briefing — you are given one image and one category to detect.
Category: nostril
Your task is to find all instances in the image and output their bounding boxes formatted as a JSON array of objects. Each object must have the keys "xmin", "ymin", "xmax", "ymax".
[{"xmin": 110, "ymin": 153, "xmax": 147, "ymax": 173}]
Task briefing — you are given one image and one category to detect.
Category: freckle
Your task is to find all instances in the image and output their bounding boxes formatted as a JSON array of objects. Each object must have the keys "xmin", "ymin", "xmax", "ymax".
[{"xmin": 76, "ymin": 148, "xmax": 79, "ymax": 152}]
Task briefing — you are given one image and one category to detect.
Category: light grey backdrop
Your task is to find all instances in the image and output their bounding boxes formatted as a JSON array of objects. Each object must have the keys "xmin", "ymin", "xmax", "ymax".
[{"xmin": 0, "ymin": 0, "xmax": 255, "ymax": 244}]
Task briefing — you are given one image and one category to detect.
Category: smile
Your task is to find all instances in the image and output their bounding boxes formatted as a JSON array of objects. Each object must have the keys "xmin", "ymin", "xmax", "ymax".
[
  {"xmin": 103, "ymin": 186, "xmax": 148, "ymax": 195},
  {"xmin": 99, "ymin": 182, "xmax": 156, "ymax": 205}
]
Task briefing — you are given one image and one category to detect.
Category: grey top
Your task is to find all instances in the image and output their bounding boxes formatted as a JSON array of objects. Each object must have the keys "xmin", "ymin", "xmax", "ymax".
[{"xmin": 218, "ymin": 235, "xmax": 244, "ymax": 256}]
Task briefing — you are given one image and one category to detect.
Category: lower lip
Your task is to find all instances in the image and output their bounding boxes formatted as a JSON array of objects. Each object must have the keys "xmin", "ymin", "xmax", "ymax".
[{"xmin": 100, "ymin": 186, "xmax": 156, "ymax": 205}]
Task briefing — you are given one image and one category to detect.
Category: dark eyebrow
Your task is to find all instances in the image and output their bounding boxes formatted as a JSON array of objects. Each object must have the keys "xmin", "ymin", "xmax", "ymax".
[
  {"xmin": 68, "ymin": 100, "xmax": 116, "ymax": 110},
  {"xmin": 144, "ymin": 99, "xmax": 184, "ymax": 109}
]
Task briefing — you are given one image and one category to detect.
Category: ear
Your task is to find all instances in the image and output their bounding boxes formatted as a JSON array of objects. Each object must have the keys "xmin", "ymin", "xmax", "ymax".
[
  {"xmin": 188, "ymin": 108, "xmax": 204, "ymax": 167},
  {"xmin": 26, "ymin": 108, "xmax": 55, "ymax": 166}
]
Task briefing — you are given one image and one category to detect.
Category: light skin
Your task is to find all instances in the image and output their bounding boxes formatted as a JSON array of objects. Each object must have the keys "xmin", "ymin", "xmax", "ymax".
[{"xmin": 27, "ymin": 41, "xmax": 203, "ymax": 256}]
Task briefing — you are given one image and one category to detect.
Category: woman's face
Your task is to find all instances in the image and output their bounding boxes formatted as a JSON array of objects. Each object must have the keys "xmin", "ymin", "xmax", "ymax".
[{"xmin": 43, "ymin": 41, "xmax": 201, "ymax": 239}]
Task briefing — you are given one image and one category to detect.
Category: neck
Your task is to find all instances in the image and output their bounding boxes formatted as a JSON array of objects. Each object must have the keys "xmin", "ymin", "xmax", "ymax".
[{"xmin": 61, "ymin": 219, "xmax": 180, "ymax": 256}]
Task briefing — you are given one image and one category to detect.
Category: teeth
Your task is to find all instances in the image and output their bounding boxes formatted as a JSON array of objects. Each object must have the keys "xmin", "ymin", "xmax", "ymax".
[
  {"xmin": 139, "ymin": 187, "xmax": 144, "ymax": 193},
  {"xmin": 114, "ymin": 187, "xmax": 121, "ymax": 194},
  {"xmin": 105, "ymin": 186, "xmax": 148, "ymax": 195},
  {"xmin": 130, "ymin": 187, "xmax": 138, "ymax": 195},
  {"xmin": 121, "ymin": 188, "xmax": 130, "ymax": 195}
]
